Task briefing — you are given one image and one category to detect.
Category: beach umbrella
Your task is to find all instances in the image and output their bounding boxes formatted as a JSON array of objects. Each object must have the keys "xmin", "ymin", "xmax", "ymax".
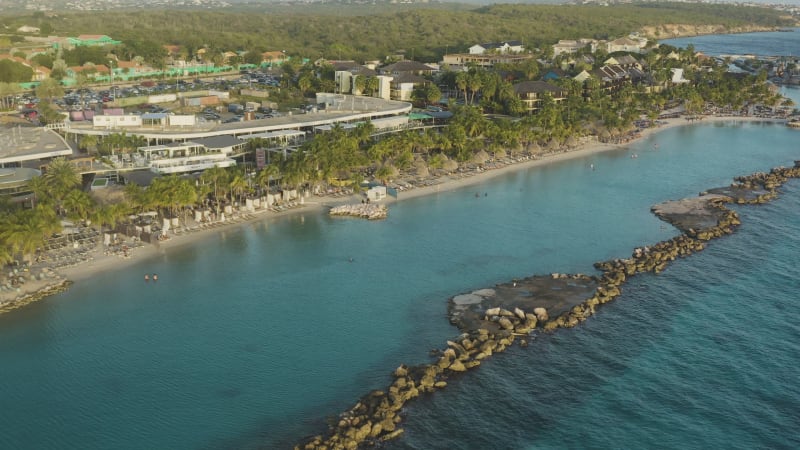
[
  {"xmin": 415, "ymin": 164, "xmax": 430, "ymax": 177},
  {"xmin": 472, "ymin": 149, "xmax": 491, "ymax": 164},
  {"xmin": 546, "ymin": 138, "xmax": 560, "ymax": 152},
  {"xmin": 527, "ymin": 142, "xmax": 541, "ymax": 154},
  {"xmin": 564, "ymin": 135, "xmax": 578, "ymax": 149},
  {"xmin": 443, "ymin": 159, "xmax": 459, "ymax": 172},
  {"xmin": 494, "ymin": 148, "xmax": 507, "ymax": 159}
]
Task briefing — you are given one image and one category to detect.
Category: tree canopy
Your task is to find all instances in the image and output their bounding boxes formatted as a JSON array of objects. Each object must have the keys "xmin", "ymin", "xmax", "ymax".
[{"xmin": 7, "ymin": 3, "xmax": 792, "ymax": 63}]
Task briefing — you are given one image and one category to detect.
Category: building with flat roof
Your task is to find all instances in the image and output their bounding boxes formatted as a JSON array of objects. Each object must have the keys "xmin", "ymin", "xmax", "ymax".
[
  {"xmin": 0, "ymin": 125, "xmax": 73, "ymax": 167},
  {"xmin": 61, "ymin": 94, "xmax": 412, "ymax": 146},
  {"xmin": 0, "ymin": 167, "xmax": 41, "ymax": 197}
]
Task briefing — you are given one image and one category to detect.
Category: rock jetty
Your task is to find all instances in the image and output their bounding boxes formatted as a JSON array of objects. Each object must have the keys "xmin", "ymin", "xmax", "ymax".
[
  {"xmin": 0, "ymin": 276, "xmax": 72, "ymax": 314},
  {"xmin": 329, "ymin": 204, "xmax": 388, "ymax": 220},
  {"xmin": 295, "ymin": 161, "xmax": 800, "ymax": 450}
]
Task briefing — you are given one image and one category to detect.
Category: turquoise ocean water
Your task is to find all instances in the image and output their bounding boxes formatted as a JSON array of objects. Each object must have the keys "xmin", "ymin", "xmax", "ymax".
[{"xmin": 2, "ymin": 34, "xmax": 800, "ymax": 450}]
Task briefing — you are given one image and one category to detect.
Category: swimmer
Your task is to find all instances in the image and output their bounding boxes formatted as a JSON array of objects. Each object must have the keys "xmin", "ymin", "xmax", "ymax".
[
  {"xmin": 144, "ymin": 274, "xmax": 149, "ymax": 282},
  {"xmin": 152, "ymin": 274, "xmax": 158, "ymax": 281}
]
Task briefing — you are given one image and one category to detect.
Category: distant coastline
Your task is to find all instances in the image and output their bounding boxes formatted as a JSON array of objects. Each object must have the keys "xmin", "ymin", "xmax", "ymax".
[{"xmin": 644, "ymin": 24, "xmax": 791, "ymax": 40}]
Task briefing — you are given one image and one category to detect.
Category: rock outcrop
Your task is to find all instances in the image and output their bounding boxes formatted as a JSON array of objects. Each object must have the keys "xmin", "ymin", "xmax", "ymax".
[{"xmin": 329, "ymin": 204, "xmax": 388, "ymax": 220}]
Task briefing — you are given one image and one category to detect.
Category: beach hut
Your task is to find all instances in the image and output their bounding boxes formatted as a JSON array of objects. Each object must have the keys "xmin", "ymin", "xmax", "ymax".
[
  {"xmin": 442, "ymin": 159, "xmax": 459, "ymax": 172},
  {"xmin": 367, "ymin": 185, "xmax": 387, "ymax": 202},
  {"xmin": 414, "ymin": 162, "xmax": 430, "ymax": 177},
  {"xmin": 472, "ymin": 149, "xmax": 491, "ymax": 165}
]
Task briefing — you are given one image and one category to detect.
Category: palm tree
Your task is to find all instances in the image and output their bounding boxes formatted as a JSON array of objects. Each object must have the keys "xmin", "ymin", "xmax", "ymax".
[
  {"xmin": 200, "ymin": 166, "xmax": 230, "ymax": 213},
  {"xmin": 255, "ymin": 164, "xmax": 279, "ymax": 195},
  {"xmin": 26, "ymin": 175, "xmax": 50, "ymax": 209},
  {"xmin": 173, "ymin": 178, "xmax": 198, "ymax": 226},
  {"xmin": 467, "ymin": 71, "xmax": 483, "ymax": 105},
  {"xmin": 455, "ymin": 72, "xmax": 468, "ymax": 103},
  {"xmin": 44, "ymin": 158, "xmax": 82, "ymax": 209},
  {"xmin": 80, "ymin": 134, "xmax": 98, "ymax": 155},
  {"xmin": 1, "ymin": 210, "xmax": 53, "ymax": 265},
  {"xmin": 124, "ymin": 182, "xmax": 147, "ymax": 214},
  {"xmin": 374, "ymin": 164, "xmax": 394, "ymax": 185},
  {"xmin": 0, "ymin": 242, "xmax": 13, "ymax": 267},
  {"xmin": 364, "ymin": 76, "xmax": 379, "ymax": 96},
  {"xmin": 62, "ymin": 190, "xmax": 95, "ymax": 223},
  {"xmin": 228, "ymin": 172, "xmax": 249, "ymax": 205},
  {"xmin": 92, "ymin": 203, "xmax": 130, "ymax": 232}
]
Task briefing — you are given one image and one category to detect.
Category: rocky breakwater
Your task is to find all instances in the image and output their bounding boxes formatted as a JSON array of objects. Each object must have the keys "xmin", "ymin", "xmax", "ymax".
[
  {"xmin": 548, "ymin": 163, "xmax": 800, "ymax": 333},
  {"xmin": 0, "ymin": 267, "xmax": 72, "ymax": 314},
  {"xmin": 295, "ymin": 162, "xmax": 800, "ymax": 450},
  {"xmin": 296, "ymin": 297, "xmax": 564, "ymax": 450},
  {"xmin": 329, "ymin": 204, "xmax": 388, "ymax": 220}
]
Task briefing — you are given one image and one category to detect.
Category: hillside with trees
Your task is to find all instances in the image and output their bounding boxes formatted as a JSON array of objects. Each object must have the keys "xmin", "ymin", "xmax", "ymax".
[{"xmin": 1, "ymin": 3, "xmax": 794, "ymax": 62}]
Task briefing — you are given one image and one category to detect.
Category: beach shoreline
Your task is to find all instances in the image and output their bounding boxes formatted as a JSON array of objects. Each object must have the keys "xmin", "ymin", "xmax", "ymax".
[{"xmin": 0, "ymin": 114, "xmax": 787, "ymax": 312}]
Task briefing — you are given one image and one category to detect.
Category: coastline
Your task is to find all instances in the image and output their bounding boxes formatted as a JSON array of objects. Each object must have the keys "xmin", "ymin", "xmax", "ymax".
[
  {"xmin": 0, "ymin": 114, "xmax": 787, "ymax": 312},
  {"xmin": 295, "ymin": 140, "xmax": 800, "ymax": 450},
  {"xmin": 643, "ymin": 24, "xmax": 790, "ymax": 40}
]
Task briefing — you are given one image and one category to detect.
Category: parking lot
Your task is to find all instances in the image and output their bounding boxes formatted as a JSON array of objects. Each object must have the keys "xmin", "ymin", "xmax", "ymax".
[{"xmin": 8, "ymin": 69, "xmax": 287, "ymax": 124}]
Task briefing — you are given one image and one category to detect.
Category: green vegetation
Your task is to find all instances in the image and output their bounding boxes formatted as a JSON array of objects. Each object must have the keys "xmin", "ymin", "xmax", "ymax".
[
  {"xmin": 0, "ymin": 2, "xmax": 794, "ymax": 268},
  {"xmin": 2, "ymin": 3, "xmax": 793, "ymax": 62},
  {"xmin": 0, "ymin": 59, "xmax": 33, "ymax": 83}
]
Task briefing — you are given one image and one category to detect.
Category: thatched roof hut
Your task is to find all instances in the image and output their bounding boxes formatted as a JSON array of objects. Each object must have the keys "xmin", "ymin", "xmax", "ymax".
[
  {"xmin": 443, "ymin": 159, "xmax": 459, "ymax": 172},
  {"xmin": 472, "ymin": 149, "xmax": 491, "ymax": 164}
]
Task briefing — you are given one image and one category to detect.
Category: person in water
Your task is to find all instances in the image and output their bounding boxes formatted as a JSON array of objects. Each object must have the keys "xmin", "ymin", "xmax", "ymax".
[
  {"xmin": 144, "ymin": 274, "xmax": 149, "ymax": 282},
  {"xmin": 152, "ymin": 274, "xmax": 158, "ymax": 281}
]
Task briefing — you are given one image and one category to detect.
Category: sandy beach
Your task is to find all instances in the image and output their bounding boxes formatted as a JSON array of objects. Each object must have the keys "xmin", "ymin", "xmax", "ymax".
[{"xmin": 0, "ymin": 114, "xmax": 786, "ymax": 311}]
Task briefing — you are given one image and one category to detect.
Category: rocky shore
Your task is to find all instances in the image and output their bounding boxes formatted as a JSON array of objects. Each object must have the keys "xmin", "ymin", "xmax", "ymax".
[
  {"xmin": 640, "ymin": 23, "xmax": 783, "ymax": 39},
  {"xmin": 295, "ymin": 161, "xmax": 800, "ymax": 450},
  {"xmin": 329, "ymin": 204, "xmax": 388, "ymax": 220},
  {"xmin": 0, "ymin": 271, "xmax": 72, "ymax": 314}
]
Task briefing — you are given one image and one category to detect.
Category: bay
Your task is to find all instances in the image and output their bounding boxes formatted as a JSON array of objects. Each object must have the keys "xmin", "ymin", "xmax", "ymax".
[{"xmin": 2, "ymin": 30, "xmax": 800, "ymax": 448}]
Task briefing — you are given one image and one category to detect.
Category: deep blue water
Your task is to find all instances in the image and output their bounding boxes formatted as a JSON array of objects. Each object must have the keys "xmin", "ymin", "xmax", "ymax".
[
  {"xmin": 2, "ymin": 32, "xmax": 800, "ymax": 448},
  {"xmin": 663, "ymin": 27, "xmax": 800, "ymax": 57}
]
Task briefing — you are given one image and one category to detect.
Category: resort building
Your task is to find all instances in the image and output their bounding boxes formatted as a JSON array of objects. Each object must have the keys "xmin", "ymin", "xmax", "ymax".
[
  {"xmin": 468, "ymin": 41, "xmax": 525, "ymax": 55},
  {"xmin": 512, "ymin": 81, "xmax": 567, "ymax": 113},
  {"xmin": 332, "ymin": 61, "xmax": 377, "ymax": 95},
  {"xmin": 552, "ymin": 39, "xmax": 599, "ymax": 57},
  {"xmin": 0, "ymin": 126, "xmax": 73, "ymax": 167},
  {"xmin": 441, "ymin": 53, "xmax": 533, "ymax": 71},
  {"xmin": 378, "ymin": 61, "xmax": 437, "ymax": 101},
  {"xmin": 0, "ymin": 125, "xmax": 73, "ymax": 201},
  {"xmin": 56, "ymin": 94, "xmax": 412, "ymax": 174},
  {"xmin": 138, "ymin": 141, "xmax": 238, "ymax": 174},
  {"xmin": 605, "ymin": 37, "xmax": 644, "ymax": 54}
]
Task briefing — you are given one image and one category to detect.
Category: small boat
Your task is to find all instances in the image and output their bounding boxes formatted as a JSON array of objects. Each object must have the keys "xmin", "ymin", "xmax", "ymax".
[{"xmin": 786, "ymin": 119, "xmax": 800, "ymax": 128}]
